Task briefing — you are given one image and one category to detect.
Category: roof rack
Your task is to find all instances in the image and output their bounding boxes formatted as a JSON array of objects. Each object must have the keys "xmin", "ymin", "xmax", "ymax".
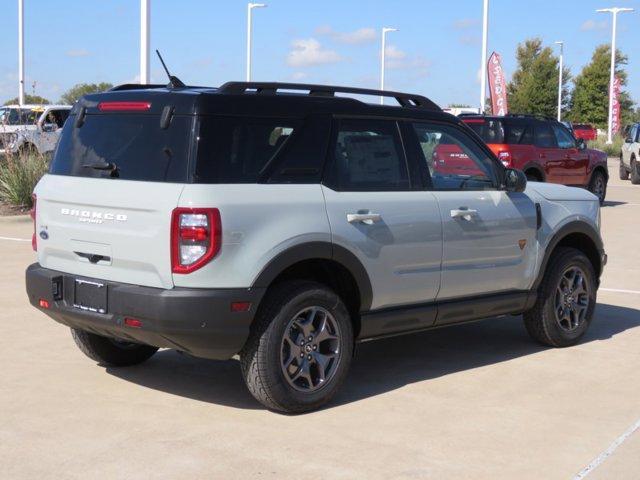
[
  {"xmin": 506, "ymin": 113, "xmax": 556, "ymax": 121},
  {"xmin": 217, "ymin": 82, "xmax": 441, "ymax": 111}
]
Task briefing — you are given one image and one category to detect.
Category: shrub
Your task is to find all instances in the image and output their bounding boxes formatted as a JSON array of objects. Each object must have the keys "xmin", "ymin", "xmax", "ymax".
[
  {"xmin": 0, "ymin": 151, "xmax": 48, "ymax": 208},
  {"xmin": 587, "ymin": 134, "xmax": 624, "ymax": 157}
]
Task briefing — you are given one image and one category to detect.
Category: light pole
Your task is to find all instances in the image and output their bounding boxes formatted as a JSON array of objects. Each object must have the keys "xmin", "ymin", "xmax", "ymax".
[
  {"xmin": 18, "ymin": 0, "xmax": 24, "ymax": 105},
  {"xmin": 380, "ymin": 27, "xmax": 397, "ymax": 105},
  {"xmin": 479, "ymin": 0, "xmax": 489, "ymax": 113},
  {"xmin": 246, "ymin": 3, "xmax": 267, "ymax": 82},
  {"xmin": 555, "ymin": 41, "xmax": 564, "ymax": 122},
  {"xmin": 140, "ymin": 0, "xmax": 150, "ymax": 84},
  {"xmin": 596, "ymin": 7, "xmax": 634, "ymax": 144}
]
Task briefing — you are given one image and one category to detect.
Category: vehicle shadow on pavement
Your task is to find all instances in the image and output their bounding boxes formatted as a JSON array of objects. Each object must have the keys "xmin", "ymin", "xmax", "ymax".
[
  {"xmin": 602, "ymin": 201, "xmax": 627, "ymax": 208},
  {"xmin": 105, "ymin": 302, "xmax": 639, "ymax": 411}
]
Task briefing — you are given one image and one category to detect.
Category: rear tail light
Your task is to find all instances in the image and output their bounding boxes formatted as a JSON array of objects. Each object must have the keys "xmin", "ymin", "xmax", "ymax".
[
  {"xmin": 497, "ymin": 151, "xmax": 512, "ymax": 167},
  {"xmin": 171, "ymin": 208, "xmax": 221, "ymax": 274},
  {"xmin": 30, "ymin": 194, "xmax": 37, "ymax": 251}
]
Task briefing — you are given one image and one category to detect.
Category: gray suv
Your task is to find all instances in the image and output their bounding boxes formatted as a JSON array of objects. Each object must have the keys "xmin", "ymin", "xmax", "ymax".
[{"xmin": 26, "ymin": 82, "xmax": 606, "ymax": 413}]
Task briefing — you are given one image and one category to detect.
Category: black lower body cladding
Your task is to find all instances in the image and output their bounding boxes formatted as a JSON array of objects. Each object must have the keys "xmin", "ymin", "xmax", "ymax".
[{"xmin": 25, "ymin": 263, "xmax": 265, "ymax": 360}]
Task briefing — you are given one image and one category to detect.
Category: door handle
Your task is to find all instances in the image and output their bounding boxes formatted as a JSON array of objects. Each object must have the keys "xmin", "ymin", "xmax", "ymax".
[
  {"xmin": 450, "ymin": 208, "xmax": 478, "ymax": 220},
  {"xmin": 347, "ymin": 212, "xmax": 382, "ymax": 225}
]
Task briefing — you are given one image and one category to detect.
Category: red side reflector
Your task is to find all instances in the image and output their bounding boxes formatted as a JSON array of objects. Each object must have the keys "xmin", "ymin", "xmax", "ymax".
[
  {"xmin": 98, "ymin": 101, "xmax": 152, "ymax": 112},
  {"xmin": 230, "ymin": 302, "xmax": 252, "ymax": 313},
  {"xmin": 124, "ymin": 317, "xmax": 143, "ymax": 328},
  {"xmin": 39, "ymin": 299, "xmax": 50, "ymax": 309}
]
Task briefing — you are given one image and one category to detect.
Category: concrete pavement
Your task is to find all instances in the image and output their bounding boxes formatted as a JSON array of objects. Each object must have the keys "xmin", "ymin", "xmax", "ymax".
[{"xmin": 1, "ymin": 160, "xmax": 638, "ymax": 479}]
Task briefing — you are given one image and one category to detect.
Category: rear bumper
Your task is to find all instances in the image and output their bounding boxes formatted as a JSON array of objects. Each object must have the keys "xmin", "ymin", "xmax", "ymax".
[{"xmin": 25, "ymin": 263, "xmax": 265, "ymax": 360}]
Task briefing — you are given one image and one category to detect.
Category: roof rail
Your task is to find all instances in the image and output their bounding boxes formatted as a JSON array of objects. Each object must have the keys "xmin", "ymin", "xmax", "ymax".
[
  {"xmin": 217, "ymin": 82, "xmax": 441, "ymax": 111},
  {"xmin": 506, "ymin": 113, "xmax": 555, "ymax": 121}
]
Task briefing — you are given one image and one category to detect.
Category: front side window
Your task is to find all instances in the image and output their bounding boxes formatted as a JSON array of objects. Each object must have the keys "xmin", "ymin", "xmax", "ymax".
[
  {"xmin": 411, "ymin": 122, "xmax": 498, "ymax": 191},
  {"xmin": 195, "ymin": 116, "xmax": 298, "ymax": 183},
  {"xmin": 552, "ymin": 124, "xmax": 576, "ymax": 149},
  {"xmin": 329, "ymin": 119, "xmax": 410, "ymax": 191}
]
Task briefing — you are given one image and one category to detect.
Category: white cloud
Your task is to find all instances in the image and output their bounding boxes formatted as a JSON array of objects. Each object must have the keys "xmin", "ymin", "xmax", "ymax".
[
  {"xmin": 66, "ymin": 49, "xmax": 90, "ymax": 57},
  {"xmin": 384, "ymin": 45, "xmax": 429, "ymax": 78},
  {"xmin": 580, "ymin": 19, "xmax": 608, "ymax": 31},
  {"xmin": 385, "ymin": 45, "xmax": 407, "ymax": 61},
  {"xmin": 286, "ymin": 38, "xmax": 343, "ymax": 67},
  {"xmin": 458, "ymin": 35, "xmax": 481, "ymax": 46},
  {"xmin": 315, "ymin": 25, "xmax": 377, "ymax": 45},
  {"xmin": 454, "ymin": 18, "xmax": 480, "ymax": 29},
  {"xmin": 291, "ymin": 71, "xmax": 308, "ymax": 81}
]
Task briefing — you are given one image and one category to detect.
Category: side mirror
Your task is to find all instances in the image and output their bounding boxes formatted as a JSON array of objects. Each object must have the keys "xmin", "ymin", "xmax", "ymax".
[
  {"xmin": 625, "ymin": 137, "xmax": 633, "ymax": 144},
  {"xmin": 41, "ymin": 123, "xmax": 56, "ymax": 133},
  {"xmin": 576, "ymin": 138, "xmax": 587, "ymax": 150},
  {"xmin": 504, "ymin": 168, "xmax": 527, "ymax": 193}
]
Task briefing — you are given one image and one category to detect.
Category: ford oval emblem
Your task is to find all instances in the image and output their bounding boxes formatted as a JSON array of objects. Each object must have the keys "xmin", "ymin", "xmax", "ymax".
[{"xmin": 39, "ymin": 230, "xmax": 49, "ymax": 240}]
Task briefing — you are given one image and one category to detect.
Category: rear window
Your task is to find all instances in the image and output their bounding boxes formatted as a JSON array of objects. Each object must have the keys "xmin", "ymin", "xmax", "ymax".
[
  {"xmin": 464, "ymin": 118, "xmax": 533, "ymax": 145},
  {"xmin": 50, "ymin": 114, "xmax": 193, "ymax": 182},
  {"xmin": 194, "ymin": 116, "xmax": 299, "ymax": 183}
]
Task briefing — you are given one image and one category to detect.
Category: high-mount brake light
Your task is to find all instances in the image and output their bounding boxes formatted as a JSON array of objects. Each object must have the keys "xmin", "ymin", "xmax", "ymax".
[
  {"xmin": 30, "ymin": 194, "xmax": 37, "ymax": 251},
  {"xmin": 462, "ymin": 119, "xmax": 485, "ymax": 124},
  {"xmin": 171, "ymin": 208, "xmax": 221, "ymax": 274},
  {"xmin": 98, "ymin": 101, "xmax": 152, "ymax": 112}
]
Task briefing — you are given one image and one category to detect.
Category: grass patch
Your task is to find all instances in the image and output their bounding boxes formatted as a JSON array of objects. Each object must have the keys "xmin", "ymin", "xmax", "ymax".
[
  {"xmin": 588, "ymin": 134, "xmax": 624, "ymax": 157},
  {"xmin": 0, "ymin": 151, "xmax": 49, "ymax": 209}
]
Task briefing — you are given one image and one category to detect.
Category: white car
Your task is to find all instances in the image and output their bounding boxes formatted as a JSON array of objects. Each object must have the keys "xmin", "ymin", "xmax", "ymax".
[
  {"xmin": 621, "ymin": 123, "xmax": 640, "ymax": 184},
  {"xmin": 0, "ymin": 104, "xmax": 71, "ymax": 156}
]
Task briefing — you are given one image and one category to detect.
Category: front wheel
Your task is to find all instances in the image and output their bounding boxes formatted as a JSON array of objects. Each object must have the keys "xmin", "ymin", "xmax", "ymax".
[
  {"xmin": 523, "ymin": 247, "xmax": 597, "ymax": 347},
  {"xmin": 588, "ymin": 171, "xmax": 607, "ymax": 205},
  {"xmin": 619, "ymin": 158, "xmax": 629, "ymax": 180},
  {"xmin": 71, "ymin": 329, "xmax": 158, "ymax": 366},
  {"xmin": 240, "ymin": 281, "xmax": 354, "ymax": 413},
  {"xmin": 631, "ymin": 158, "xmax": 640, "ymax": 185}
]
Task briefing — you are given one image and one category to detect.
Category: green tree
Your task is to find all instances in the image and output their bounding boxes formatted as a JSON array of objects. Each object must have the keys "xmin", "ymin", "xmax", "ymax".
[
  {"xmin": 507, "ymin": 38, "xmax": 571, "ymax": 118},
  {"xmin": 59, "ymin": 82, "xmax": 113, "ymax": 105},
  {"xmin": 569, "ymin": 45, "xmax": 634, "ymax": 129},
  {"xmin": 3, "ymin": 94, "xmax": 50, "ymax": 106}
]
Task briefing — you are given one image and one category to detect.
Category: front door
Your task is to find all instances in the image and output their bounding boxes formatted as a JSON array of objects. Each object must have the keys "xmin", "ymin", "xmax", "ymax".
[
  {"xmin": 534, "ymin": 122, "xmax": 564, "ymax": 183},
  {"xmin": 553, "ymin": 123, "xmax": 588, "ymax": 185},
  {"xmin": 322, "ymin": 118, "xmax": 442, "ymax": 313},
  {"xmin": 407, "ymin": 121, "xmax": 538, "ymax": 302}
]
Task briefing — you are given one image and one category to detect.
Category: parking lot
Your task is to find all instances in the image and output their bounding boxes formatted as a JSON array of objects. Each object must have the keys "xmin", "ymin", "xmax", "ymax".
[{"xmin": 1, "ymin": 158, "xmax": 638, "ymax": 479}]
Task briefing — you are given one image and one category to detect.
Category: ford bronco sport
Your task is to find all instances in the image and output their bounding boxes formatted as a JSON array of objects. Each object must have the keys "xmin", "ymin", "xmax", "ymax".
[
  {"xmin": 461, "ymin": 114, "xmax": 609, "ymax": 204},
  {"xmin": 25, "ymin": 82, "xmax": 606, "ymax": 413},
  {"xmin": 621, "ymin": 123, "xmax": 640, "ymax": 184}
]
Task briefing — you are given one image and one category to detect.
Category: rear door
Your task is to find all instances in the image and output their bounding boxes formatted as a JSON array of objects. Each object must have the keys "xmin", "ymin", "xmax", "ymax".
[
  {"xmin": 35, "ymin": 107, "xmax": 194, "ymax": 289},
  {"xmin": 408, "ymin": 121, "xmax": 537, "ymax": 304},
  {"xmin": 322, "ymin": 117, "xmax": 442, "ymax": 312},
  {"xmin": 533, "ymin": 122, "xmax": 564, "ymax": 183}
]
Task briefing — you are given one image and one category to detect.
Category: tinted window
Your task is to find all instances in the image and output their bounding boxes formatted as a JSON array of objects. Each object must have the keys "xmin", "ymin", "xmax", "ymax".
[
  {"xmin": 535, "ymin": 123, "xmax": 557, "ymax": 148},
  {"xmin": 464, "ymin": 118, "xmax": 534, "ymax": 145},
  {"xmin": 195, "ymin": 116, "xmax": 299, "ymax": 183},
  {"xmin": 51, "ymin": 114, "xmax": 193, "ymax": 182},
  {"xmin": 329, "ymin": 119, "xmax": 409, "ymax": 191},
  {"xmin": 412, "ymin": 122, "xmax": 498, "ymax": 191},
  {"xmin": 552, "ymin": 124, "xmax": 576, "ymax": 149}
]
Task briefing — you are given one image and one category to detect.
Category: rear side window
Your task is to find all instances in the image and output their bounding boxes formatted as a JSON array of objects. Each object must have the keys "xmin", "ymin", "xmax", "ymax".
[
  {"xmin": 552, "ymin": 124, "xmax": 576, "ymax": 149},
  {"xmin": 534, "ymin": 123, "xmax": 557, "ymax": 148},
  {"xmin": 50, "ymin": 114, "xmax": 193, "ymax": 182},
  {"xmin": 328, "ymin": 119, "xmax": 410, "ymax": 191},
  {"xmin": 464, "ymin": 118, "xmax": 534, "ymax": 145},
  {"xmin": 195, "ymin": 116, "xmax": 299, "ymax": 183}
]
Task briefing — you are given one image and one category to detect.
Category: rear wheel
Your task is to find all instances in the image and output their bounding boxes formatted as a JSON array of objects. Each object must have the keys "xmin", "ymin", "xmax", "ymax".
[
  {"xmin": 588, "ymin": 170, "xmax": 607, "ymax": 205},
  {"xmin": 71, "ymin": 329, "xmax": 158, "ymax": 366},
  {"xmin": 523, "ymin": 247, "xmax": 596, "ymax": 347},
  {"xmin": 526, "ymin": 170, "xmax": 542, "ymax": 182},
  {"xmin": 240, "ymin": 281, "xmax": 353, "ymax": 413},
  {"xmin": 631, "ymin": 158, "xmax": 640, "ymax": 185},
  {"xmin": 619, "ymin": 157, "xmax": 630, "ymax": 180}
]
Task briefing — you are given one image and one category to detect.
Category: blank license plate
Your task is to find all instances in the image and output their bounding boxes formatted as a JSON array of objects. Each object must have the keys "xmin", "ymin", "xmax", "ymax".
[{"xmin": 73, "ymin": 279, "xmax": 107, "ymax": 314}]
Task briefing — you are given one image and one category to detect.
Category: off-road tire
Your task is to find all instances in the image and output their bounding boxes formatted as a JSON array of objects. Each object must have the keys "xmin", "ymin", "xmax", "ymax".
[
  {"xmin": 71, "ymin": 328, "xmax": 158, "ymax": 366},
  {"xmin": 523, "ymin": 247, "xmax": 597, "ymax": 348},
  {"xmin": 240, "ymin": 281, "xmax": 354, "ymax": 413},
  {"xmin": 619, "ymin": 158, "xmax": 629, "ymax": 180},
  {"xmin": 588, "ymin": 170, "xmax": 607, "ymax": 205},
  {"xmin": 631, "ymin": 158, "xmax": 640, "ymax": 185}
]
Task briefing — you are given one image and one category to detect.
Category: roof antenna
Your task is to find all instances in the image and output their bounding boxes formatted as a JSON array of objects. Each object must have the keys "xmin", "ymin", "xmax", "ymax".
[{"xmin": 156, "ymin": 50, "xmax": 186, "ymax": 89}]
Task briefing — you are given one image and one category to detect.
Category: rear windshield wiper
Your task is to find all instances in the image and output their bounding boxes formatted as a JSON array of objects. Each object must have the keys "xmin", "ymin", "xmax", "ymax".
[{"xmin": 83, "ymin": 162, "xmax": 117, "ymax": 171}]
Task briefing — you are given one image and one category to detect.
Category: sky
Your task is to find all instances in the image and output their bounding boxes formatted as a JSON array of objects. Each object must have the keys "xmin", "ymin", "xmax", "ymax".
[{"xmin": 0, "ymin": 0, "xmax": 638, "ymax": 108}]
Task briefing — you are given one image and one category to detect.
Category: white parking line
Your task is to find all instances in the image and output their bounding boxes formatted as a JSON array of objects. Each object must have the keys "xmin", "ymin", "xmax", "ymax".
[
  {"xmin": 600, "ymin": 288, "xmax": 640, "ymax": 295},
  {"xmin": 0, "ymin": 236, "xmax": 30, "ymax": 243},
  {"xmin": 573, "ymin": 418, "xmax": 640, "ymax": 479}
]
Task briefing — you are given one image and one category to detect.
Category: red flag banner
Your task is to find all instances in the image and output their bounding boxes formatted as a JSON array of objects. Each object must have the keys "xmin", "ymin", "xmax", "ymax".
[
  {"xmin": 612, "ymin": 76, "xmax": 621, "ymax": 135},
  {"xmin": 488, "ymin": 52, "xmax": 508, "ymax": 116}
]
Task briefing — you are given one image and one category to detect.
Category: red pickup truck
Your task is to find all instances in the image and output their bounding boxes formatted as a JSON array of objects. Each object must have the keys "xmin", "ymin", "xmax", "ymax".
[
  {"xmin": 572, "ymin": 123, "xmax": 598, "ymax": 142},
  {"xmin": 460, "ymin": 115, "xmax": 609, "ymax": 204}
]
